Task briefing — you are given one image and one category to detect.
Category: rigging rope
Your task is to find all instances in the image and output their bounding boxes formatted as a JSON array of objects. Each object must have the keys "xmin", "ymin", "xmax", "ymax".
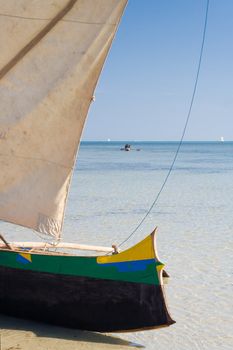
[{"xmin": 118, "ymin": 0, "xmax": 210, "ymax": 248}]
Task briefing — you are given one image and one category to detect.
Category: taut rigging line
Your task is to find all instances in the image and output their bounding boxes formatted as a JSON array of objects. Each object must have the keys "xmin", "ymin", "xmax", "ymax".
[{"xmin": 118, "ymin": 0, "xmax": 210, "ymax": 248}]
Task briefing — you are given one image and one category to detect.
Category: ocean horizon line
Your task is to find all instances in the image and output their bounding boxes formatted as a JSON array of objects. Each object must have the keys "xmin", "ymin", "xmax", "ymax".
[{"xmin": 81, "ymin": 140, "xmax": 233, "ymax": 143}]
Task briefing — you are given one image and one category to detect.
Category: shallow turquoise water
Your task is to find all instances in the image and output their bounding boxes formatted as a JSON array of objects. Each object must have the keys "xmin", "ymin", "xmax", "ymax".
[
  {"xmin": 71, "ymin": 141, "xmax": 233, "ymax": 349},
  {"xmin": 1, "ymin": 141, "xmax": 233, "ymax": 349}
]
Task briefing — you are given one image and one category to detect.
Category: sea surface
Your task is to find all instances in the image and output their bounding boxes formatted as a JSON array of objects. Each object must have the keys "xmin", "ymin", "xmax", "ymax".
[{"xmin": 1, "ymin": 141, "xmax": 233, "ymax": 349}]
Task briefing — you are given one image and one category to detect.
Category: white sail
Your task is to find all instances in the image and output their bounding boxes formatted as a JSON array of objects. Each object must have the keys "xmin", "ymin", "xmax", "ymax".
[{"xmin": 0, "ymin": 0, "xmax": 127, "ymax": 239}]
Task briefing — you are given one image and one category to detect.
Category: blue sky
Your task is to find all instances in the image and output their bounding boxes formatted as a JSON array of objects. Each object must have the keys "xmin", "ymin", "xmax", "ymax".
[{"xmin": 83, "ymin": 0, "xmax": 233, "ymax": 141}]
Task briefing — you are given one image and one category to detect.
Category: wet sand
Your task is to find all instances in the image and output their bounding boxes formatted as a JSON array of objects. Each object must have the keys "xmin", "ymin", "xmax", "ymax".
[{"xmin": 0, "ymin": 315, "xmax": 142, "ymax": 350}]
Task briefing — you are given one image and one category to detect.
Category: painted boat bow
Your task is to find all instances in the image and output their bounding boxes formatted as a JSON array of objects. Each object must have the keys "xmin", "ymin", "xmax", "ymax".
[{"xmin": 0, "ymin": 229, "xmax": 175, "ymax": 332}]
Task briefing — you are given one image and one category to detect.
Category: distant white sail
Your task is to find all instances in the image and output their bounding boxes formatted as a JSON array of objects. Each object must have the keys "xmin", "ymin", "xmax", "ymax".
[
  {"xmin": 220, "ymin": 136, "xmax": 224, "ymax": 142},
  {"xmin": 0, "ymin": 0, "xmax": 127, "ymax": 239}
]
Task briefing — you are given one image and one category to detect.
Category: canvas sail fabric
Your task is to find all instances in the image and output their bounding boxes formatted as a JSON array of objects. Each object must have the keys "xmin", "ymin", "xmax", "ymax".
[{"xmin": 0, "ymin": 0, "xmax": 127, "ymax": 239}]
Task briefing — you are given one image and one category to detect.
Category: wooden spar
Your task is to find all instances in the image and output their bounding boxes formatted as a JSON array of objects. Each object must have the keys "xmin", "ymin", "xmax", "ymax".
[
  {"xmin": 0, "ymin": 234, "xmax": 14, "ymax": 250},
  {"xmin": 0, "ymin": 241, "xmax": 115, "ymax": 253}
]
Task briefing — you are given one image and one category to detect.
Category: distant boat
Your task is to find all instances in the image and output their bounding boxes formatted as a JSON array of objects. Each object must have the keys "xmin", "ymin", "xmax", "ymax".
[
  {"xmin": 120, "ymin": 144, "xmax": 131, "ymax": 151},
  {"xmin": 220, "ymin": 136, "xmax": 224, "ymax": 142},
  {"xmin": 120, "ymin": 144, "xmax": 141, "ymax": 151}
]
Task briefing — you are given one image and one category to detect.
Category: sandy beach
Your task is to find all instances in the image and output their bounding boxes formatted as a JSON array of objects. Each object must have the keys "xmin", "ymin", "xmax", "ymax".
[{"xmin": 0, "ymin": 315, "xmax": 141, "ymax": 350}]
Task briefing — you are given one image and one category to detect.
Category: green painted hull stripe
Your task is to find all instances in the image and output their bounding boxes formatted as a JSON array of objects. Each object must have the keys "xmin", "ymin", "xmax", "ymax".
[{"xmin": 0, "ymin": 250, "xmax": 162, "ymax": 285}]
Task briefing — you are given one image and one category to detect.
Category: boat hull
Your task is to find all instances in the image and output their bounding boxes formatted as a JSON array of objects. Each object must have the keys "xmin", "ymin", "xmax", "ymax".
[
  {"xmin": 0, "ymin": 266, "xmax": 173, "ymax": 332},
  {"xmin": 0, "ymin": 231, "xmax": 175, "ymax": 332}
]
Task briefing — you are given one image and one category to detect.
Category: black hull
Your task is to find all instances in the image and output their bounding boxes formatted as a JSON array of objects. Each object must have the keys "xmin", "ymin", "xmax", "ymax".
[{"xmin": 0, "ymin": 266, "xmax": 174, "ymax": 332}]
